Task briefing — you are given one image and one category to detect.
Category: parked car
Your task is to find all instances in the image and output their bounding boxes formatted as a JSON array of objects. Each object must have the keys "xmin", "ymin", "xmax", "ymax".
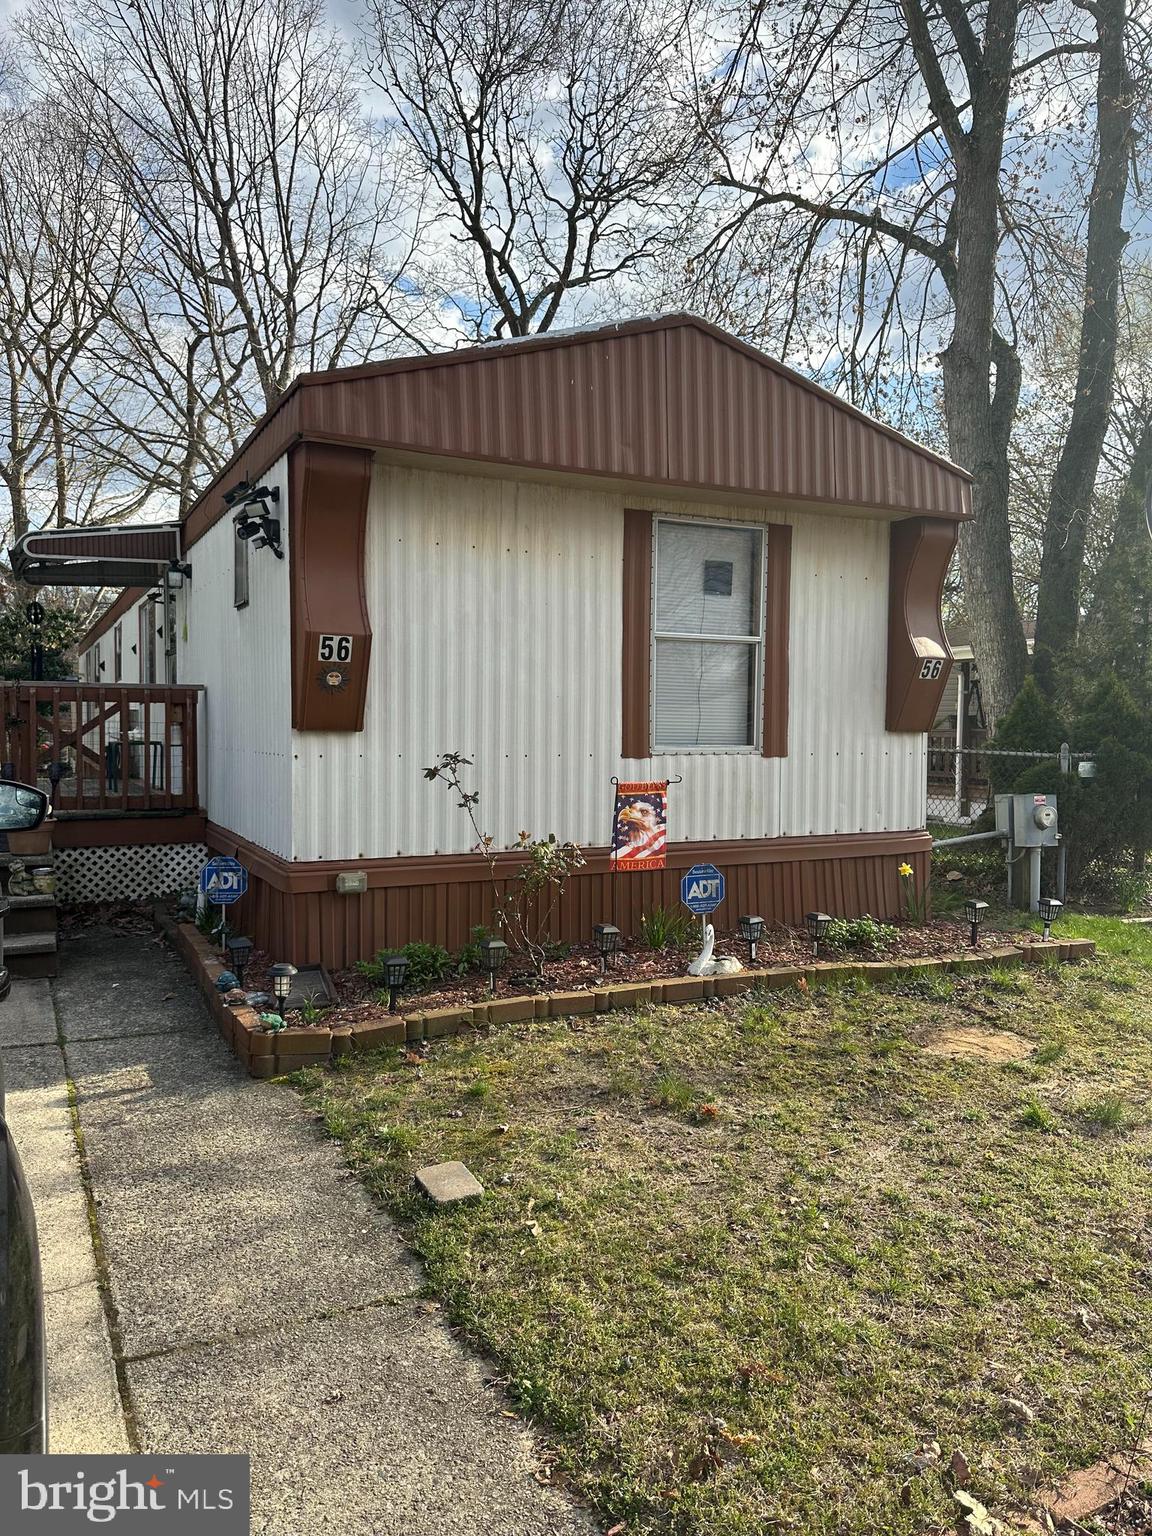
[{"xmin": 0, "ymin": 777, "xmax": 50, "ymax": 1452}]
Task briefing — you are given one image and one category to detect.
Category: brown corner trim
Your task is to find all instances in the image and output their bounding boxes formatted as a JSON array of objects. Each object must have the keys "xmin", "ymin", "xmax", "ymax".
[
  {"xmin": 288, "ymin": 441, "xmax": 374, "ymax": 732},
  {"xmin": 762, "ymin": 523, "xmax": 791, "ymax": 757},
  {"xmin": 621, "ymin": 508, "xmax": 653, "ymax": 758},
  {"xmin": 886, "ymin": 516, "xmax": 958, "ymax": 732}
]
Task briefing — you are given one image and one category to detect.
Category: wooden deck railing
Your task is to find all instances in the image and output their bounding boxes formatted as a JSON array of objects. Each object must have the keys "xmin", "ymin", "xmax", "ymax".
[{"xmin": 1, "ymin": 683, "xmax": 201, "ymax": 813}]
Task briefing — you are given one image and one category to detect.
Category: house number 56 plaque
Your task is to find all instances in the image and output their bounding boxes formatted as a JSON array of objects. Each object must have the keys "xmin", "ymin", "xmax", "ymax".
[{"xmin": 317, "ymin": 634, "xmax": 353, "ymax": 663}]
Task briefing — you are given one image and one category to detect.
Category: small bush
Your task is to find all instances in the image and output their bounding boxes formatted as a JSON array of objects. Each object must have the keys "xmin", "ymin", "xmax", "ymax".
[
  {"xmin": 358, "ymin": 940, "xmax": 453, "ymax": 991},
  {"xmin": 824, "ymin": 915, "xmax": 898, "ymax": 951},
  {"xmin": 455, "ymin": 925, "xmax": 493, "ymax": 975},
  {"xmin": 639, "ymin": 905, "xmax": 697, "ymax": 950}
]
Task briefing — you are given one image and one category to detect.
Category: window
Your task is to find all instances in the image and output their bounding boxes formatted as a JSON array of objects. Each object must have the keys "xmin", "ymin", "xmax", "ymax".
[
  {"xmin": 652, "ymin": 520, "xmax": 764, "ymax": 749},
  {"xmin": 234, "ymin": 524, "xmax": 249, "ymax": 609},
  {"xmin": 113, "ymin": 623, "xmax": 122, "ymax": 682}
]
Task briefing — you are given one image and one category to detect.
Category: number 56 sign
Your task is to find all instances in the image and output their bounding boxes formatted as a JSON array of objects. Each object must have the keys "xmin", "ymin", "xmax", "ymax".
[
  {"xmin": 918, "ymin": 657, "xmax": 945, "ymax": 681},
  {"xmin": 318, "ymin": 634, "xmax": 353, "ymax": 663}
]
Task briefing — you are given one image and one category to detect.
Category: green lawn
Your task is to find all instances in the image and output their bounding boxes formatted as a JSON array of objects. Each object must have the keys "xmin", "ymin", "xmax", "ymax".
[{"xmin": 295, "ymin": 916, "xmax": 1152, "ymax": 1535}]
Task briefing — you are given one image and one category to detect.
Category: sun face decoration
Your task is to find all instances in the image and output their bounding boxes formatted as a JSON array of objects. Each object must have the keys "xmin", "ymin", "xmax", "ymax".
[{"xmin": 317, "ymin": 666, "xmax": 349, "ymax": 693}]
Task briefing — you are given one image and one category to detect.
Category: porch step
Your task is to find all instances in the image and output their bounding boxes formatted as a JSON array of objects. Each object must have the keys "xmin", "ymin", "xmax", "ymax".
[
  {"xmin": 5, "ymin": 932, "xmax": 57, "ymax": 955},
  {"xmin": 4, "ymin": 929, "xmax": 59, "ymax": 979},
  {"xmin": 6, "ymin": 900, "xmax": 58, "ymax": 938}
]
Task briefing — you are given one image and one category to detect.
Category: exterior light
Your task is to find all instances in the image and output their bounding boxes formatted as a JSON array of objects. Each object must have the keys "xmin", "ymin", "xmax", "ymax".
[
  {"xmin": 478, "ymin": 937, "xmax": 508, "ymax": 995},
  {"xmin": 805, "ymin": 911, "xmax": 831, "ymax": 959},
  {"xmin": 382, "ymin": 953, "xmax": 408, "ymax": 1013},
  {"xmin": 269, "ymin": 962, "xmax": 297, "ymax": 1018},
  {"xmin": 225, "ymin": 935, "xmax": 254, "ymax": 987},
  {"xmin": 165, "ymin": 564, "xmax": 186, "ymax": 590},
  {"xmin": 593, "ymin": 923, "xmax": 621, "ymax": 976},
  {"xmin": 965, "ymin": 899, "xmax": 989, "ymax": 948},
  {"xmin": 1037, "ymin": 896, "xmax": 1063, "ymax": 942},
  {"xmin": 738, "ymin": 914, "xmax": 766, "ymax": 964}
]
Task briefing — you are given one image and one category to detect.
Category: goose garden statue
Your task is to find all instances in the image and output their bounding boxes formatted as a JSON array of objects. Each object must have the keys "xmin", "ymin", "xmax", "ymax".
[{"xmin": 687, "ymin": 923, "xmax": 743, "ymax": 977}]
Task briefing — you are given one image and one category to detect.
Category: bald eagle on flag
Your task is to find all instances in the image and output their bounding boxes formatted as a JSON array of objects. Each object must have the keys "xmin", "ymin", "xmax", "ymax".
[{"xmin": 610, "ymin": 782, "xmax": 669, "ymax": 871}]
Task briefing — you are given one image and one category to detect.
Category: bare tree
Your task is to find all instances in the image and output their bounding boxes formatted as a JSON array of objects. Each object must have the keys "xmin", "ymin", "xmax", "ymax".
[
  {"xmin": 24, "ymin": 0, "xmax": 427, "ymax": 511},
  {"xmin": 366, "ymin": 0, "xmax": 704, "ymax": 339},
  {"xmin": 692, "ymin": 0, "xmax": 1147, "ymax": 724},
  {"xmin": 0, "ymin": 90, "xmax": 147, "ymax": 553},
  {"xmin": 1033, "ymin": 0, "xmax": 1139, "ymax": 685}
]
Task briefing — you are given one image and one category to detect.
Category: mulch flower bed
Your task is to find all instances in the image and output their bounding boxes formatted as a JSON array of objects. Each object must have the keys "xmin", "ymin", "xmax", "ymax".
[
  {"xmin": 156, "ymin": 902, "xmax": 1093, "ymax": 1079},
  {"xmin": 241, "ymin": 916, "xmax": 1011, "ymax": 1029}
]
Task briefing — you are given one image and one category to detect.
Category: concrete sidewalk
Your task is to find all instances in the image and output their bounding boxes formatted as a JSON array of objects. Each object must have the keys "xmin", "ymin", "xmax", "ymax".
[{"xmin": 2, "ymin": 925, "xmax": 593, "ymax": 1536}]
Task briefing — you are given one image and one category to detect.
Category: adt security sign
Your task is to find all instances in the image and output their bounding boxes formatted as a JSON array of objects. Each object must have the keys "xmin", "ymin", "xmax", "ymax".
[
  {"xmin": 199, "ymin": 855, "xmax": 248, "ymax": 905},
  {"xmin": 680, "ymin": 863, "xmax": 725, "ymax": 914}
]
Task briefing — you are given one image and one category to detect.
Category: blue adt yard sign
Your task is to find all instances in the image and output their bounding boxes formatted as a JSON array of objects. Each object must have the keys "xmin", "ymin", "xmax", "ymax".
[
  {"xmin": 680, "ymin": 863, "xmax": 725, "ymax": 914},
  {"xmin": 199, "ymin": 855, "xmax": 248, "ymax": 905}
]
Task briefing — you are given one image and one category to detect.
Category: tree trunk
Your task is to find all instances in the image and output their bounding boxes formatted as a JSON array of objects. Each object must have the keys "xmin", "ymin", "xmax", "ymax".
[
  {"xmin": 940, "ymin": 94, "xmax": 1030, "ymax": 729},
  {"xmin": 1032, "ymin": 0, "xmax": 1133, "ymax": 690}
]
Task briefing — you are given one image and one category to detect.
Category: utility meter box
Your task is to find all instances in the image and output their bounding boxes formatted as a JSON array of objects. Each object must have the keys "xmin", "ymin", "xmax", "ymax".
[{"xmin": 995, "ymin": 792, "xmax": 1059, "ymax": 847}]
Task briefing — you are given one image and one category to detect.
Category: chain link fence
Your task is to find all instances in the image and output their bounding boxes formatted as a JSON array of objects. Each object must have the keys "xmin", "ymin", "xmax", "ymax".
[
  {"xmin": 926, "ymin": 740, "xmax": 1084, "ymax": 831},
  {"xmin": 928, "ymin": 742, "xmax": 1077, "ymax": 906}
]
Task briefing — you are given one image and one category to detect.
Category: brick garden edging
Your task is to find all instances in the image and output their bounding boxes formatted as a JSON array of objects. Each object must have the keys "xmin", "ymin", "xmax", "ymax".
[{"xmin": 153, "ymin": 905, "xmax": 1095, "ymax": 1079}]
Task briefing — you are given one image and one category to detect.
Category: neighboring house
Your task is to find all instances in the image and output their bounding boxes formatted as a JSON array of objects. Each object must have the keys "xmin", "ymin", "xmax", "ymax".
[{"xmin": 24, "ymin": 315, "xmax": 970, "ymax": 966}]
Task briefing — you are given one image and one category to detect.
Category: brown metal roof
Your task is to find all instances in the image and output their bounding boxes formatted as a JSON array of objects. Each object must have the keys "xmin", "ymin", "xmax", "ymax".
[
  {"xmin": 184, "ymin": 314, "xmax": 971, "ymax": 547},
  {"xmin": 17, "ymin": 526, "xmax": 180, "ymax": 563}
]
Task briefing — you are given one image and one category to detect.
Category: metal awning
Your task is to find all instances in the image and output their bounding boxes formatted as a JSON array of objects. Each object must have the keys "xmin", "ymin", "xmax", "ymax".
[{"xmin": 9, "ymin": 524, "xmax": 182, "ymax": 588}]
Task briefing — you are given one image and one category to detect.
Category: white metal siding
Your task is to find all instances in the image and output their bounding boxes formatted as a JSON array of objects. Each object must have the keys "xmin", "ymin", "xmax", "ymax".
[
  {"xmin": 290, "ymin": 464, "xmax": 924, "ymax": 862},
  {"xmin": 181, "ymin": 455, "xmax": 293, "ymax": 856}
]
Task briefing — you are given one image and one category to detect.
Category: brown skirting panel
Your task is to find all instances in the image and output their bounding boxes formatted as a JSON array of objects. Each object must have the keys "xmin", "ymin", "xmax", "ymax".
[
  {"xmin": 206, "ymin": 822, "xmax": 931, "ymax": 968},
  {"xmin": 52, "ymin": 810, "xmax": 207, "ymax": 849}
]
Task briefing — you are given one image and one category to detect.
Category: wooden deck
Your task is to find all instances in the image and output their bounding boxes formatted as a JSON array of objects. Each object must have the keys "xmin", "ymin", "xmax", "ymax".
[{"xmin": 1, "ymin": 682, "xmax": 201, "ymax": 814}]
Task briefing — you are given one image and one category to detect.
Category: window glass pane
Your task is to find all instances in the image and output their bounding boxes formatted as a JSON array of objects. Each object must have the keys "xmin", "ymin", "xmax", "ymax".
[
  {"xmin": 654, "ymin": 640, "xmax": 756, "ymax": 748},
  {"xmin": 656, "ymin": 523, "xmax": 760, "ymax": 636}
]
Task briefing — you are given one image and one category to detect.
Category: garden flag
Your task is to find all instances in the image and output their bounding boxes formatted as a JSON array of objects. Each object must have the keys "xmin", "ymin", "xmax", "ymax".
[{"xmin": 611, "ymin": 781, "xmax": 669, "ymax": 871}]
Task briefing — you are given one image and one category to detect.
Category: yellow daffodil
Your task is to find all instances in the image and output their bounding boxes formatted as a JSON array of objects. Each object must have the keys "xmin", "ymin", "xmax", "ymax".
[{"xmin": 898, "ymin": 862, "xmax": 914, "ymax": 878}]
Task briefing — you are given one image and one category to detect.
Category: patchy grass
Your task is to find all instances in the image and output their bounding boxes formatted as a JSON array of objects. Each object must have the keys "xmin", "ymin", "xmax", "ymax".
[{"xmin": 297, "ymin": 919, "xmax": 1152, "ymax": 1536}]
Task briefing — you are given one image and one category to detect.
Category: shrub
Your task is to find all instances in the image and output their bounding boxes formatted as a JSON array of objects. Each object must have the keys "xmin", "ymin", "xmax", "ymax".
[
  {"xmin": 824, "ymin": 915, "xmax": 898, "ymax": 951},
  {"xmin": 988, "ymin": 674, "xmax": 1152, "ymax": 906},
  {"xmin": 358, "ymin": 940, "xmax": 453, "ymax": 992},
  {"xmin": 455, "ymin": 925, "xmax": 493, "ymax": 975},
  {"xmin": 986, "ymin": 678, "xmax": 1066, "ymax": 796},
  {"xmin": 639, "ymin": 905, "xmax": 697, "ymax": 950},
  {"xmin": 423, "ymin": 752, "xmax": 585, "ymax": 978}
]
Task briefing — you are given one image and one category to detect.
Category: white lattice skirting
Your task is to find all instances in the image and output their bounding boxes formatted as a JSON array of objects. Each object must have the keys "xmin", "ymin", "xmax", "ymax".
[{"xmin": 55, "ymin": 843, "xmax": 209, "ymax": 904}]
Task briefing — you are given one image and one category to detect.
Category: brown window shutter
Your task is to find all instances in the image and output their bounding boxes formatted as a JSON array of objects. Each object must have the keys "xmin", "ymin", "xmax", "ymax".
[
  {"xmin": 762, "ymin": 523, "xmax": 791, "ymax": 757},
  {"xmin": 621, "ymin": 509, "xmax": 652, "ymax": 758}
]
